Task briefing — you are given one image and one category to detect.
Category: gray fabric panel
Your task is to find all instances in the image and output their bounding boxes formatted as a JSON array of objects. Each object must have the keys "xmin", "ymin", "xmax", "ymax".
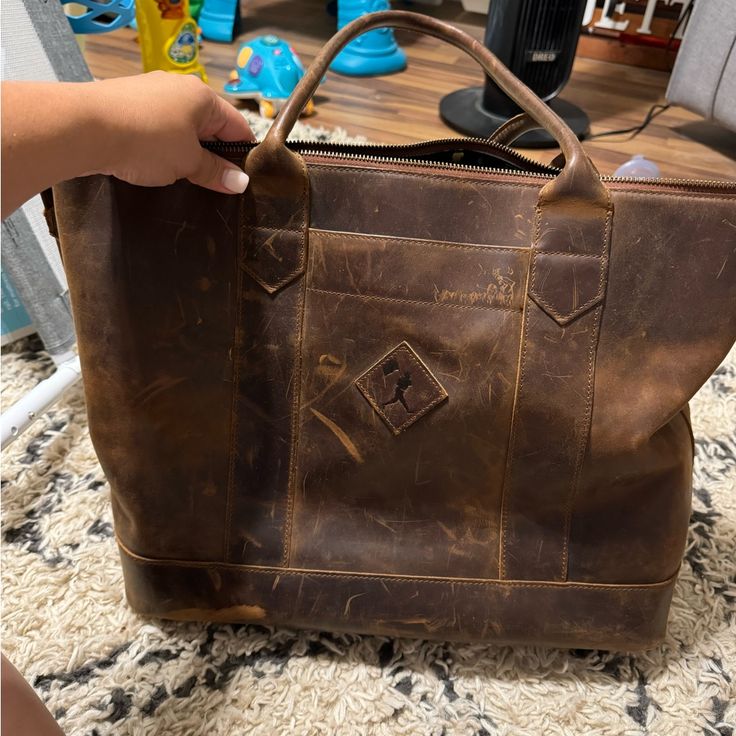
[
  {"xmin": 712, "ymin": 37, "xmax": 736, "ymax": 131},
  {"xmin": 666, "ymin": 0, "xmax": 736, "ymax": 132},
  {"xmin": 25, "ymin": 195, "xmax": 69, "ymax": 288},
  {"xmin": 1, "ymin": 0, "xmax": 84, "ymax": 355},
  {"xmin": 0, "ymin": 0, "xmax": 57, "ymax": 81},
  {"xmin": 2, "ymin": 210, "xmax": 76, "ymax": 356},
  {"xmin": 0, "ymin": 0, "xmax": 90, "ymax": 82},
  {"xmin": 24, "ymin": 0, "xmax": 91, "ymax": 82}
]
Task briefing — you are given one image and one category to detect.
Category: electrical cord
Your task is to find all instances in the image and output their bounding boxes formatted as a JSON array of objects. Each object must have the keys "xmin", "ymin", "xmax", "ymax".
[
  {"xmin": 587, "ymin": 0, "xmax": 693, "ymax": 141},
  {"xmin": 587, "ymin": 102, "xmax": 671, "ymax": 141}
]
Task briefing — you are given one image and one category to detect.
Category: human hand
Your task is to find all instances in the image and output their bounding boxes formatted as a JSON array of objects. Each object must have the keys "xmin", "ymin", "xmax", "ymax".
[{"xmin": 91, "ymin": 71, "xmax": 255, "ymax": 194}]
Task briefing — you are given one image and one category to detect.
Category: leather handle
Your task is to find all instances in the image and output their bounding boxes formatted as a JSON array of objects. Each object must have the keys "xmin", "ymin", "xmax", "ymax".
[
  {"xmin": 489, "ymin": 113, "xmax": 539, "ymax": 148},
  {"xmin": 264, "ymin": 10, "xmax": 608, "ymax": 208}
]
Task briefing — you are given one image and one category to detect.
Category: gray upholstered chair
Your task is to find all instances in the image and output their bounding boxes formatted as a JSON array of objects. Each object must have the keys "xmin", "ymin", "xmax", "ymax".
[{"xmin": 666, "ymin": 0, "xmax": 736, "ymax": 133}]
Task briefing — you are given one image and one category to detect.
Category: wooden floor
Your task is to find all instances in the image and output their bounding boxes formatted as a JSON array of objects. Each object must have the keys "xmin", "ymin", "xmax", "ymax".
[{"xmin": 84, "ymin": 0, "xmax": 736, "ymax": 181}]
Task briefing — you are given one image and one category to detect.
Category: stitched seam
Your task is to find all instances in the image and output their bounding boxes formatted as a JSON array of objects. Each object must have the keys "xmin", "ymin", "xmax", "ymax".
[
  {"xmin": 534, "ymin": 251, "xmax": 601, "ymax": 259},
  {"xmin": 313, "ymin": 230, "xmax": 530, "ymax": 255},
  {"xmin": 499, "ymin": 204, "xmax": 540, "ymax": 579},
  {"xmin": 243, "ymin": 225, "xmax": 305, "ymax": 234},
  {"xmin": 281, "ymin": 154, "xmax": 310, "ymax": 569},
  {"xmin": 241, "ymin": 262, "xmax": 302, "ymax": 293},
  {"xmin": 529, "ymin": 291, "xmax": 603, "ymax": 323},
  {"xmin": 560, "ymin": 306, "xmax": 601, "ymax": 579},
  {"xmin": 241, "ymin": 227, "xmax": 305, "ymax": 292},
  {"xmin": 529, "ymin": 236, "xmax": 607, "ymax": 321},
  {"xmin": 308, "ymin": 287, "xmax": 520, "ymax": 314},
  {"xmin": 307, "ymin": 164, "xmax": 736, "ymax": 201},
  {"xmin": 607, "ymin": 190, "xmax": 735, "ymax": 202},
  {"xmin": 355, "ymin": 376, "xmax": 397, "ymax": 433},
  {"xmin": 308, "ymin": 164, "xmax": 736, "ymax": 202},
  {"xmin": 117, "ymin": 539, "xmax": 678, "ymax": 591},
  {"xmin": 223, "ymin": 200, "xmax": 247, "ymax": 563},
  {"xmin": 308, "ymin": 163, "xmax": 546, "ymax": 190},
  {"xmin": 392, "ymin": 349, "xmax": 448, "ymax": 431},
  {"xmin": 529, "ymin": 246, "xmax": 607, "ymax": 322},
  {"xmin": 560, "ymin": 205, "xmax": 612, "ymax": 580},
  {"xmin": 494, "ymin": 117, "xmax": 526, "ymax": 141},
  {"xmin": 356, "ymin": 380, "xmax": 445, "ymax": 435},
  {"xmin": 281, "ymin": 277, "xmax": 306, "ymax": 565}
]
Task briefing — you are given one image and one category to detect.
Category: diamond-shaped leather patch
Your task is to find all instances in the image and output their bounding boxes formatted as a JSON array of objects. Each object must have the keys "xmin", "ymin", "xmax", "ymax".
[{"xmin": 355, "ymin": 342, "xmax": 448, "ymax": 435}]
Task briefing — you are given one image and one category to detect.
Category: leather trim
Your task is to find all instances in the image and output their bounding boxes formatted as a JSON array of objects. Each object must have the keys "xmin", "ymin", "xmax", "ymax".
[
  {"xmin": 241, "ymin": 142, "xmax": 309, "ymax": 294},
  {"xmin": 118, "ymin": 539, "xmax": 677, "ymax": 650},
  {"xmin": 500, "ymin": 192, "xmax": 613, "ymax": 581},
  {"xmin": 119, "ymin": 536, "xmax": 678, "ymax": 587}
]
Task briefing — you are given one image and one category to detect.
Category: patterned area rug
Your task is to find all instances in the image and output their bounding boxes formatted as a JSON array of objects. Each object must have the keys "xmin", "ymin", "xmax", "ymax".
[
  {"xmin": 3, "ymin": 338, "xmax": 735, "ymax": 736},
  {"xmin": 2, "ymin": 116, "xmax": 734, "ymax": 734}
]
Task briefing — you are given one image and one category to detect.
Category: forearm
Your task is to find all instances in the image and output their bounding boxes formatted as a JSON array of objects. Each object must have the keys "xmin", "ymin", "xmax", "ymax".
[
  {"xmin": 2, "ymin": 74, "xmax": 251, "ymax": 220},
  {"xmin": 1, "ymin": 81, "xmax": 113, "ymax": 218}
]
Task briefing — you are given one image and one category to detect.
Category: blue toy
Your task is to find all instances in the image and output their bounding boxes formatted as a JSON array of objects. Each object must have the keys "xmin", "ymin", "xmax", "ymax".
[
  {"xmin": 330, "ymin": 0, "xmax": 407, "ymax": 76},
  {"xmin": 224, "ymin": 35, "xmax": 317, "ymax": 118},
  {"xmin": 61, "ymin": 0, "xmax": 135, "ymax": 33},
  {"xmin": 198, "ymin": 0, "xmax": 239, "ymax": 42}
]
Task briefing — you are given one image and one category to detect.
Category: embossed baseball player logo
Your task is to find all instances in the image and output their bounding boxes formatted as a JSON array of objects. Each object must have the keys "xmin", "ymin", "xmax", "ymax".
[
  {"xmin": 381, "ymin": 358, "xmax": 412, "ymax": 413},
  {"xmin": 355, "ymin": 342, "xmax": 447, "ymax": 435}
]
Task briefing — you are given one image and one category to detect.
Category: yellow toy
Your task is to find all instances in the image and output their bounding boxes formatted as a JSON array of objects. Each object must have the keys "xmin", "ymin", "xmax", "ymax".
[{"xmin": 136, "ymin": 0, "xmax": 207, "ymax": 80}]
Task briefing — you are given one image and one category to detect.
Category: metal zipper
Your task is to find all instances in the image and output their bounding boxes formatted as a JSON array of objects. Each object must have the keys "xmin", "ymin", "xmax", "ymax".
[
  {"xmin": 205, "ymin": 138, "xmax": 736, "ymax": 190},
  {"xmin": 206, "ymin": 136, "xmax": 554, "ymax": 174},
  {"xmin": 297, "ymin": 147, "xmax": 555, "ymax": 180}
]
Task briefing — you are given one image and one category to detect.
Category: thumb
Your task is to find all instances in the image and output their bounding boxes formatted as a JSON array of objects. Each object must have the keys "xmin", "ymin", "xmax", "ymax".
[{"xmin": 188, "ymin": 148, "xmax": 249, "ymax": 194}]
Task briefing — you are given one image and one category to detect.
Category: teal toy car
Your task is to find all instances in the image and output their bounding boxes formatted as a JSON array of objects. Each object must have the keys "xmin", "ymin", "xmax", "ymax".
[{"xmin": 224, "ymin": 35, "xmax": 316, "ymax": 118}]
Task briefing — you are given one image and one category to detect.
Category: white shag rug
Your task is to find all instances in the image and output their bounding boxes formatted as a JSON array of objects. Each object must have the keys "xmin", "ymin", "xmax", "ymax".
[
  {"xmin": 1, "ymin": 117, "xmax": 734, "ymax": 734},
  {"xmin": 240, "ymin": 108, "xmax": 369, "ymax": 144}
]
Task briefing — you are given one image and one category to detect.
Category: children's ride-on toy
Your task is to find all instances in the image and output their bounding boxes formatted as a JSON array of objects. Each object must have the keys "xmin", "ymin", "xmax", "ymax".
[{"xmin": 224, "ymin": 35, "xmax": 316, "ymax": 119}]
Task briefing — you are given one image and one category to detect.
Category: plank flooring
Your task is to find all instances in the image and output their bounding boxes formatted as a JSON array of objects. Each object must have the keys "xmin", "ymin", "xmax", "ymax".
[{"xmin": 83, "ymin": 0, "xmax": 736, "ymax": 180}]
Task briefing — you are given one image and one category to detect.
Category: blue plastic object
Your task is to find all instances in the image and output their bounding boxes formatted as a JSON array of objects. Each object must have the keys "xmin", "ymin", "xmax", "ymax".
[
  {"xmin": 61, "ymin": 0, "xmax": 135, "ymax": 33},
  {"xmin": 330, "ymin": 0, "xmax": 407, "ymax": 77},
  {"xmin": 224, "ymin": 35, "xmax": 318, "ymax": 118},
  {"xmin": 198, "ymin": 0, "xmax": 239, "ymax": 42}
]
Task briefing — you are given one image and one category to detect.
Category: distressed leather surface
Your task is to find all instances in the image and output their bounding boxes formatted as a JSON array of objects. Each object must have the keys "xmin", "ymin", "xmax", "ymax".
[{"xmin": 50, "ymin": 12, "xmax": 736, "ymax": 650}]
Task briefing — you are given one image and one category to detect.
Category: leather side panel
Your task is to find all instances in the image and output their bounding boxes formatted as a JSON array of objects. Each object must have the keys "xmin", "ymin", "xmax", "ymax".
[
  {"xmin": 591, "ymin": 190, "xmax": 736, "ymax": 451},
  {"xmin": 569, "ymin": 412, "xmax": 693, "ymax": 584},
  {"xmin": 53, "ymin": 176, "xmax": 238, "ymax": 560}
]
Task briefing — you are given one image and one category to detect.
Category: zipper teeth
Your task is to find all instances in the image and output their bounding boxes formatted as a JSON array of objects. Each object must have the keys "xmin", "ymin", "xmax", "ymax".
[
  {"xmin": 206, "ymin": 139, "xmax": 736, "ymax": 189},
  {"xmin": 206, "ymin": 135, "xmax": 553, "ymax": 173},
  {"xmin": 300, "ymin": 148, "xmax": 554, "ymax": 180}
]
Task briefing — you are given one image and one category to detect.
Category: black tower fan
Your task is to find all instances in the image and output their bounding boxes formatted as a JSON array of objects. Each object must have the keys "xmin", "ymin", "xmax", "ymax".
[{"xmin": 440, "ymin": 0, "xmax": 589, "ymax": 147}]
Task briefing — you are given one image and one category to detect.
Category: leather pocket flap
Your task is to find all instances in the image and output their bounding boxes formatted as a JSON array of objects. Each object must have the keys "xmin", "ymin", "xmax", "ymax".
[
  {"xmin": 241, "ymin": 225, "xmax": 305, "ymax": 294},
  {"xmin": 528, "ymin": 252, "xmax": 605, "ymax": 326}
]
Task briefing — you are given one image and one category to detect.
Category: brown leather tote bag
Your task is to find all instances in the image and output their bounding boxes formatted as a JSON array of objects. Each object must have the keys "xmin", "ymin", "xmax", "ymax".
[{"xmin": 47, "ymin": 11, "xmax": 736, "ymax": 650}]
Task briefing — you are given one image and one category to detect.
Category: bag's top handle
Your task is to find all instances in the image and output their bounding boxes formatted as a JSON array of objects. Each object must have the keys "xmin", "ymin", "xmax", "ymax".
[
  {"xmin": 245, "ymin": 10, "xmax": 612, "ymax": 326},
  {"xmin": 263, "ymin": 10, "xmax": 608, "ymax": 209}
]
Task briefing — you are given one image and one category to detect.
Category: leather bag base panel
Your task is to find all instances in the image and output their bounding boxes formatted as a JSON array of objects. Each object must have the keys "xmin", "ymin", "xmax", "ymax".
[{"xmin": 118, "ymin": 539, "xmax": 676, "ymax": 651}]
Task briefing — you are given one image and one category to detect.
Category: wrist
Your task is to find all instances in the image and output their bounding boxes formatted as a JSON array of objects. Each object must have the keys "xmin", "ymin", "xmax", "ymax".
[{"xmin": 69, "ymin": 80, "xmax": 127, "ymax": 177}]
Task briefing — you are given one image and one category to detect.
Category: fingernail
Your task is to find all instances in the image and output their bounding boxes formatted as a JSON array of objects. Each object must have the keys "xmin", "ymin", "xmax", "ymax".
[{"xmin": 222, "ymin": 169, "xmax": 249, "ymax": 193}]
